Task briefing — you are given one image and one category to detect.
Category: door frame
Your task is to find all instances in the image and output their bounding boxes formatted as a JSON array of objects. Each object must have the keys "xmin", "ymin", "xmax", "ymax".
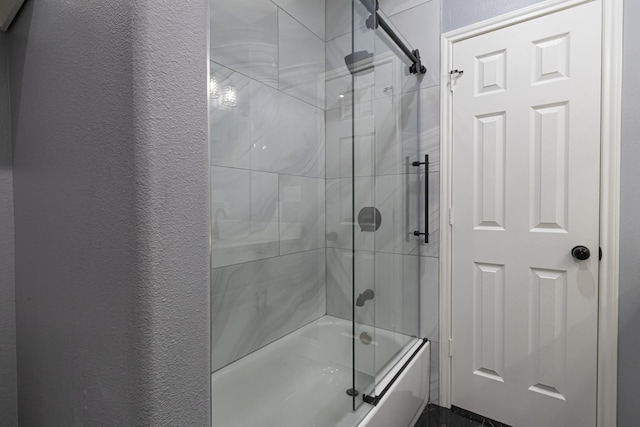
[{"xmin": 438, "ymin": 1, "xmax": 623, "ymax": 426}]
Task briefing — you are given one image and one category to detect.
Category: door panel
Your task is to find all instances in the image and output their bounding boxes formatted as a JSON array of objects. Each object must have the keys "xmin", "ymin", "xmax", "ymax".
[{"xmin": 451, "ymin": 2, "xmax": 602, "ymax": 426}]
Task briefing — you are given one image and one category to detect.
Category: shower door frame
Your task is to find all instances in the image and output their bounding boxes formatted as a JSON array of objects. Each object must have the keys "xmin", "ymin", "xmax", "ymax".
[{"xmin": 438, "ymin": 1, "xmax": 623, "ymax": 426}]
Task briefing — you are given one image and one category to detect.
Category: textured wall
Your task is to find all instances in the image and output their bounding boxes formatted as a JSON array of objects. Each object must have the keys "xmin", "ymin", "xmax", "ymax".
[
  {"xmin": 0, "ymin": 31, "xmax": 17, "ymax": 427},
  {"xmin": 618, "ymin": 0, "xmax": 640, "ymax": 423},
  {"xmin": 9, "ymin": 0, "xmax": 209, "ymax": 425},
  {"xmin": 131, "ymin": 0, "xmax": 210, "ymax": 424},
  {"xmin": 442, "ymin": 0, "xmax": 545, "ymax": 32}
]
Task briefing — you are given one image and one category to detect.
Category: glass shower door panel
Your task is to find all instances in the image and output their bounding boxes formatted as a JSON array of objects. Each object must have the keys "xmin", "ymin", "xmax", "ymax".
[
  {"xmin": 351, "ymin": 0, "xmax": 377, "ymax": 410},
  {"xmin": 351, "ymin": 0, "xmax": 423, "ymax": 406},
  {"xmin": 373, "ymin": 11, "xmax": 422, "ymax": 390}
]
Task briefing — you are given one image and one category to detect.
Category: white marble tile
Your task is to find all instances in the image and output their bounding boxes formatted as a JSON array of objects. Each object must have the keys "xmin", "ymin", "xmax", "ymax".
[
  {"xmin": 416, "ymin": 172, "xmax": 440, "ymax": 258},
  {"xmin": 325, "ymin": 106, "xmax": 353, "ymax": 179},
  {"xmin": 372, "ymin": 95, "xmax": 402, "ymax": 177},
  {"xmin": 374, "ymin": 174, "xmax": 421, "ymax": 256},
  {"xmin": 272, "ymin": 0, "xmax": 325, "ymax": 39},
  {"xmin": 327, "ymin": 248, "xmax": 436, "ymax": 340},
  {"xmin": 365, "ymin": 172, "xmax": 438, "ymax": 257},
  {"xmin": 325, "ymin": 104, "xmax": 377, "ymax": 179},
  {"xmin": 325, "ymin": 247, "xmax": 352, "ymax": 321},
  {"xmin": 325, "ymin": 0, "xmax": 439, "ymax": 101},
  {"xmin": 354, "ymin": 250, "xmax": 376, "ymax": 327},
  {"xmin": 333, "ymin": 8, "xmax": 434, "ymax": 96},
  {"xmin": 326, "ymin": 247, "xmax": 375, "ymax": 327},
  {"xmin": 210, "ymin": 0, "xmax": 279, "ymax": 87},
  {"xmin": 373, "ymin": 252, "xmax": 421, "ymax": 337},
  {"xmin": 325, "ymin": 32, "xmax": 402, "ymax": 111},
  {"xmin": 362, "ymin": 86, "xmax": 441, "ymax": 177},
  {"xmin": 325, "ymin": 0, "xmax": 354, "ymax": 41},
  {"xmin": 327, "ymin": 96, "xmax": 397, "ymax": 180},
  {"xmin": 279, "ymin": 174, "xmax": 325, "ymax": 255},
  {"xmin": 324, "ymin": 32, "xmax": 352, "ymax": 111},
  {"xmin": 324, "ymin": 0, "xmax": 348, "ymax": 41},
  {"xmin": 379, "ymin": 0, "xmax": 435, "ymax": 17},
  {"xmin": 325, "ymin": 177, "xmax": 375, "ymax": 252},
  {"xmin": 251, "ymin": 171, "xmax": 280, "ymax": 238},
  {"xmin": 211, "ymin": 167, "xmax": 279, "ymax": 268},
  {"xmin": 326, "ymin": 87, "xmax": 438, "ymax": 180},
  {"xmin": 209, "ymin": 63, "xmax": 252, "ymax": 168},
  {"xmin": 387, "ymin": 0, "xmax": 441, "ymax": 91},
  {"xmin": 278, "ymin": 10, "xmax": 326, "ymax": 108},
  {"xmin": 338, "ymin": 173, "xmax": 440, "ymax": 257},
  {"xmin": 400, "ymin": 86, "xmax": 440, "ymax": 173},
  {"xmin": 350, "ymin": 102, "xmax": 378, "ymax": 177},
  {"xmin": 250, "ymin": 81, "xmax": 325, "ymax": 178},
  {"xmin": 419, "ymin": 255, "xmax": 439, "ymax": 342},
  {"xmin": 211, "ymin": 249, "xmax": 326, "ymax": 372},
  {"xmin": 211, "ymin": 166, "xmax": 250, "ymax": 250}
]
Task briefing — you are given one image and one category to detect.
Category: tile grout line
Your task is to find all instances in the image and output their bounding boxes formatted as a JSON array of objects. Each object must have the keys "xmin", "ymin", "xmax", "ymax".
[
  {"xmin": 210, "ymin": 164, "xmax": 324, "ymax": 181},
  {"xmin": 212, "ymin": 247, "xmax": 325, "ymax": 271},
  {"xmin": 210, "ymin": 60, "xmax": 325, "ymax": 111},
  {"xmin": 326, "ymin": 246, "xmax": 440, "ymax": 260},
  {"xmin": 273, "ymin": 3, "xmax": 326, "ymax": 43}
]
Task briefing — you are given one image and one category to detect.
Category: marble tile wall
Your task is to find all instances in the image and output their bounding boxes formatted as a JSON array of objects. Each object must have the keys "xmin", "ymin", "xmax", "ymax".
[
  {"xmin": 323, "ymin": 0, "xmax": 442, "ymax": 403},
  {"xmin": 211, "ymin": 167, "xmax": 279, "ymax": 268},
  {"xmin": 279, "ymin": 174, "xmax": 325, "ymax": 255},
  {"xmin": 326, "ymin": 248, "xmax": 439, "ymax": 339},
  {"xmin": 325, "ymin": 0, "xmax": 441, "ymax": 107},
  {"xmin": 211, "ymin": 249, "xmax": 326, "ymax": 372},
  {"xmin": 278, "ymin": 10, "xmax": 326, "ymax": 108},
  {"xmin": 210, "ymin": 0, "xmax": 279, "ymax": 87},
  {"xmin": 210, "ymin": 0, "xmax": 442, "ymax": 403},
  {"xmin": 210, "ymin": 0, "xmax": 327, "ymax": 372}
]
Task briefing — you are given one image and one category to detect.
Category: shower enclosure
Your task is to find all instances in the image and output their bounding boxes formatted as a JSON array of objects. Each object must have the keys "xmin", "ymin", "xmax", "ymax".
[{"xmin": 209, "ymin": 0, "xmax": 436, "ymax": 425}]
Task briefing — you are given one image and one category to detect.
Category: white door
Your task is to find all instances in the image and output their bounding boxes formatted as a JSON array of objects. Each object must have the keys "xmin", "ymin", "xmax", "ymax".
[{"xmin": 450, "ymin": 2, "xmax": 602, "ymax": 426}]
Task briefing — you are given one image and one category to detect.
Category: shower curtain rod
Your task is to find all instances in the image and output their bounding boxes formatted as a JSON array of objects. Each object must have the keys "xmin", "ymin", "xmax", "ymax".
[{"xmin": 360, "ymin": 0, "xmax": 427, "ymax": 74}]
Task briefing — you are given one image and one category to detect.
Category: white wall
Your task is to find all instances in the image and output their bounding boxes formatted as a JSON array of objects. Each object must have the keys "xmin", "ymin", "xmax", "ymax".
[
  {"xmin": 8, "ymin": 0, "xmax": 210, "ymax": 424},
  {"xmin": 0, "ymin": 30, "xmax": 17, "ymax": 427}
]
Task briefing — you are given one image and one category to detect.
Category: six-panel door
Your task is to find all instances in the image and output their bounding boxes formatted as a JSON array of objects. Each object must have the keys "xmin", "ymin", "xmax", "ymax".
[{"xmin": 451, "ymin": 2, "xmax": 602, "ymax": 426}]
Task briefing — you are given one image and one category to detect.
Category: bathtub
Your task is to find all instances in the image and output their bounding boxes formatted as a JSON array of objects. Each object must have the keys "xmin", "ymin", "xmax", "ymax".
[{"xmin": 210, "ymin": 315, "xmax": 430, "ymax": 427}]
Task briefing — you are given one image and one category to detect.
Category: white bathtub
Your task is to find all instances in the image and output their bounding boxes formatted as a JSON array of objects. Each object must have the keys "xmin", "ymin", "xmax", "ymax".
[{"xmin": 210, "ymin": 315, "xmax": 430, "ymax": 427}]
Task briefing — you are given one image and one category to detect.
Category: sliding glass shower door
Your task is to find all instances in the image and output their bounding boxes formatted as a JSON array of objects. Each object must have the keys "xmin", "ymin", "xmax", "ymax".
[{"xmin": 350, "ymin": 0, "xmax": 424, "ymax": 408}]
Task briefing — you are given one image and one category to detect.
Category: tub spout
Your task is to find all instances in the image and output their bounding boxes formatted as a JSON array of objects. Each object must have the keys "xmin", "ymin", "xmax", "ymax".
[{"xmin": 356, "ymin": 289, "xmax": 375, "ymax": 307}]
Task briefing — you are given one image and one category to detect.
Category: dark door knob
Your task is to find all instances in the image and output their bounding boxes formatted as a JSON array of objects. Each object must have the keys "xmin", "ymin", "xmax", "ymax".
[{"xmin": 571, "ymin": 246, "xmax": 591, "ymax": 261}]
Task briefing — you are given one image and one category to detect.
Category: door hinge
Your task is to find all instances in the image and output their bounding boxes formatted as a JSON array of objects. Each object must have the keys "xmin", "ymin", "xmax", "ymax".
[
  {"xmin": 449, "ymin": 338, "xmax": 454, "ymax": 358},
  {"xmin": 449, "ymin": 208, "xmax": 454, "ymax": 225}
]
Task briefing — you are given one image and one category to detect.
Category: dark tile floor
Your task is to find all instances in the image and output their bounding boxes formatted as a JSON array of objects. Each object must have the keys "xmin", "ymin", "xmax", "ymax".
[{"xmin": 415, "ymin": 404, "xmax": 511, "ymax": 427}]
